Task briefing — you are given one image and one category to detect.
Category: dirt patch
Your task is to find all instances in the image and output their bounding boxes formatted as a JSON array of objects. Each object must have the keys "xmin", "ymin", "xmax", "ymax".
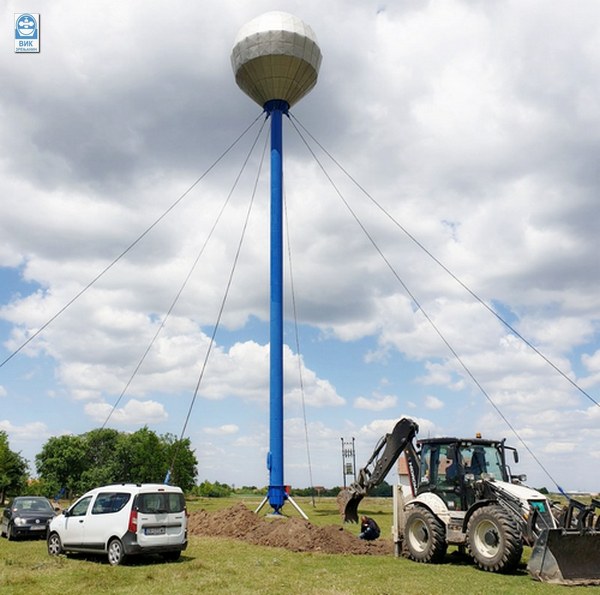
[{"xmin": 188, "ymin": 502, "xmax": 393, "ymax": 555}]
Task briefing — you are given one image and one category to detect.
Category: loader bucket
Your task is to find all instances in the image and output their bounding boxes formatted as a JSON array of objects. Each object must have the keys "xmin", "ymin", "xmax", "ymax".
[
  {"xmin": 337, "ymin": 488, "xmax": 364, "ymax": 523},
  {"xmin": 527, "ymin": 528, "xmax": 600, "ymax": 585}
]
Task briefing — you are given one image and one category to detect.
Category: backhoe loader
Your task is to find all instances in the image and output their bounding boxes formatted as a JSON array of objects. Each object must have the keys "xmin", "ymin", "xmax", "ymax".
[{"xmin": 338, "ymin": 418, "xmax": 600, "ymax": 585}]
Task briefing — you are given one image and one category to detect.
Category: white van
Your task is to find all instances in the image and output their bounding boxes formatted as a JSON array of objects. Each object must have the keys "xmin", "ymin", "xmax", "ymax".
[{"xmin": 47, "ymin": 483, "xmax": 187, "ymax": 565}]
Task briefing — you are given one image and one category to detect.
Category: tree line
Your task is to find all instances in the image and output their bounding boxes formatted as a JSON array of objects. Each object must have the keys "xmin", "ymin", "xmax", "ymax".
[
  {"xmin": 0, "ymin": 427, "xmax": 197, "ymax": 503},
  {"xmin": 2, "ymin": 428, "xmax": 396, "ymax": 503}
]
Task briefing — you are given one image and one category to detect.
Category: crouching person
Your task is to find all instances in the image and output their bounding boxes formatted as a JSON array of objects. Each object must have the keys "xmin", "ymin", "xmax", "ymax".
[{"xmin": 359, "ymin": 515, "xmax": 380, "ymax": 541}]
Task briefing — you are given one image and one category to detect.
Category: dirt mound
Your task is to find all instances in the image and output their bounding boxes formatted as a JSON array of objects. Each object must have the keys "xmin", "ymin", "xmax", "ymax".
[{"xmin": 188, "ymin": 502, "xmax": 393, "ymax": 555}]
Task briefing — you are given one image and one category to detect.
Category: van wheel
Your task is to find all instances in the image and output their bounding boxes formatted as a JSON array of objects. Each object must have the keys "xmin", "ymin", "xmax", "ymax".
[
  {"xmin": 107, "ymin": 538, "xmax": 125, "ymax": 566},
  {"xmin": 163, "ymin": 550, "xmax": 181, "ymax": 562},
  {"xmin": 48, "ymin": 532, "xmax": 63, "ymax": 556}
]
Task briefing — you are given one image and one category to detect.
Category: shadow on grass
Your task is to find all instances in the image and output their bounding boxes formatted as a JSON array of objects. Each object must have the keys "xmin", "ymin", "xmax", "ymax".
[
  {"xmin": 445, "ymin": 549, "xmax": 530, "ymax": 576},
  {"xmin": 2, "ymin": 534, "xmax": 49, "ymax": 543},
  {"xmin": 62, "ymin": 552, "xmax": 194, "ymax": 567}
]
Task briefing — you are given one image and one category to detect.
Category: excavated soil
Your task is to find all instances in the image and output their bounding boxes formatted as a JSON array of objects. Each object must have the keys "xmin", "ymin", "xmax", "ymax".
[{"xmin": 188, "ymin": 502, "xmax": 393, "ymax": 555}]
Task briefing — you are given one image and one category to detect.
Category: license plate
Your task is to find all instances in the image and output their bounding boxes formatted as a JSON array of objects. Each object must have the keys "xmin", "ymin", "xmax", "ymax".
[
  {"xmin": 31, "ymin": 525, "xmax": 46, "ymax": 530},
  {"xmin": 145, "ymin": 527, "xmax": 166, "ymax": 536}
]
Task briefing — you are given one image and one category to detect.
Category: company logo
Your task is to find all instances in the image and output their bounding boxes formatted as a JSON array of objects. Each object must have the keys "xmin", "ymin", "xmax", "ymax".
[{"xmin": 15, "ymin": 13, "xmax": 40, "ymax": 53}]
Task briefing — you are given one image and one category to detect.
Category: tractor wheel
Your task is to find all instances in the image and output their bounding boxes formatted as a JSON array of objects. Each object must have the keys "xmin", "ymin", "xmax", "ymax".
[
  {"xmin": 467, "ymin": 505, "xmax": 523, "ymax": 573},
  {"xmin": 403, "ymin": 508, "xmax": 447, "ymax": 563}
]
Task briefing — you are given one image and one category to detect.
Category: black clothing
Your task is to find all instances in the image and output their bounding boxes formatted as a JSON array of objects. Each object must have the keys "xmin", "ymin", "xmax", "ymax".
[{"xmin": 359, "ymin": 516, "xmax": 380, "ymax": 541}]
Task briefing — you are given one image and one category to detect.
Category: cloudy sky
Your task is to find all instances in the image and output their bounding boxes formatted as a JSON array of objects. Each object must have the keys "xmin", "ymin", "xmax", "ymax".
[{"xmin": 2, "ymin": 0, "xmax": 599, "ymax": 494}]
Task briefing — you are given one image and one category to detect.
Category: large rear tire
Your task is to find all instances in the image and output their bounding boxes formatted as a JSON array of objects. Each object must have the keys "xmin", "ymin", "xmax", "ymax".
[
  {"xmin": 403, "ymin": 508, "xmax": 447, "ymax": 563},
  {"xmin": 467, "ymin": 505, "xmax": 523, "ymax": 573}
]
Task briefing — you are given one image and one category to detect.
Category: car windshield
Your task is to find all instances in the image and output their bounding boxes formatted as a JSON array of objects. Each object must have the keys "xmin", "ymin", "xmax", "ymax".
[{"xmin": 14, "ymin": 498, "xmax": 53, "ymax": 513}]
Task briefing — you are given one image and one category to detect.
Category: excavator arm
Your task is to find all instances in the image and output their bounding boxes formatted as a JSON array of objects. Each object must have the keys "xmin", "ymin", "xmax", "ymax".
[{"xmin": 337, "ymin": 418, "xmax": 419, "ymax": 523}]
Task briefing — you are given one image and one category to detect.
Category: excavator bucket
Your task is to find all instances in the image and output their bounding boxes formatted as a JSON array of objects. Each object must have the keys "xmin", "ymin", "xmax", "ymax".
[
  {"xmin": 337, "ymin": 488, "xmax": 364, "ymax": 523},
  {"xmin": 527, "ymin": 528, "xmax": 600, "ymax": 585}
]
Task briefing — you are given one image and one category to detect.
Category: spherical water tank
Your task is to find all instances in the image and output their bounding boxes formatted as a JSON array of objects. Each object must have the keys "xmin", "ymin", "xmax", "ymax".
[{"xmin": 231, "ymin": 12, "xmax": 322, "ymax": 108}]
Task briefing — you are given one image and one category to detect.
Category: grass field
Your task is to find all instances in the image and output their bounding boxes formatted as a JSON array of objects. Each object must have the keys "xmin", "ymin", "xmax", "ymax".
[{"xmin": 1, "ymin": 496, "xmax": 598, "ymax": 594}]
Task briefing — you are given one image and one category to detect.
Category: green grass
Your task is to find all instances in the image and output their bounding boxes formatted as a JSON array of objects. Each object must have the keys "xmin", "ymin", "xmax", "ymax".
[{"xmin": 1, "ymin": 496, "xmax": 598, "ymax": 594}]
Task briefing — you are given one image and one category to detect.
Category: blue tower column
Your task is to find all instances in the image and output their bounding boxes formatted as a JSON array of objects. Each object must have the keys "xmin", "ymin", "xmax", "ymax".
[{"xmin": 265, "ymin": 99, "xmax": 288, "ymax": 513}]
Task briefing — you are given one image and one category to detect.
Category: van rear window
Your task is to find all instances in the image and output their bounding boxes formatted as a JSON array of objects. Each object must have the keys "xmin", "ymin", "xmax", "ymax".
[{"xmin": 135, "ymin": 492, "xmax": 185, "ymax": 514}]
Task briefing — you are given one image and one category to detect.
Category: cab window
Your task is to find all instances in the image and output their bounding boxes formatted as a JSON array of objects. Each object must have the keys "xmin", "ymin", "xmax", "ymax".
[{"xmin": 419, "ymin": 444, "xmax": 460, "ymax": 489}]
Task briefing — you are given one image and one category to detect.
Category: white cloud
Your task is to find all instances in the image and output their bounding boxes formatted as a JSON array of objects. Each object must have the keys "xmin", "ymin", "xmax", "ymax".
[
  {"xmin": 541, "ymin": 441, "xmax": 577, "ymax": 455},
  {"xmin": 0, "ymin": 420, "xmax": 50, "ymax": 443},
  {"xmin": 0, "ymin": 0, "xmax": 599, "ymax": 490},
  {"xmin": 203, "ymin": 424, "xmax": 239, "ymax": 436},
  {"xmin": 424, "ymin": 395, "xmax": 444, "ymax": 410},
  {"xmin": 353, "ymin": 394, "xmax": 397, "ymax": 411},
  {"xmin": 84, "ymin": 399, "xmax": 168, "ymax": 425}
]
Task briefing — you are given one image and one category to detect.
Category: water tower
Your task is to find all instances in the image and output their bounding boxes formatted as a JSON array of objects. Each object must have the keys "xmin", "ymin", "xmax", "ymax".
[{"xmin": 231, "ymin": 12, "xmax": 322, "ymax": 515}]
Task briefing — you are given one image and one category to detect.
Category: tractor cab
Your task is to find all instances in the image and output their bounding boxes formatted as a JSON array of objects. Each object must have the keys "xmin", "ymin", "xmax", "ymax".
[{"xmin": 416, "ymin": 437, "xmax": 511, "ymax": 511}]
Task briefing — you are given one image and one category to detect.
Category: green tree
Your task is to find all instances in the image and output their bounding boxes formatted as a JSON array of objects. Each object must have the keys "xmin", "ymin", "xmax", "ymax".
[
  {"xmin": 78, "ymin": 428, "xmax": 125, "ymax": 492},
  {"xmin": 194, "ymin": 480, "xmax": 232, "ymax": 498},
  {"xmin": 371, "ymin": 480, "xmax": 393, "ymax": 497},
  {"xmin": 36, "ymin": 427, "xmax": 198, "ymax": 494},
  {"xmin": 35, "ymin": 434, "xmax": 85, "ymax": 499},
  {"xmin": 0, "ymin": 431, "xmax": 28, "ymax": 503},
  {"xmin": 117, "ymin": 427, "xmax": 168, "ymax": 484},
  {"xmin": 162, "ymin": 433, "xmax": 197, "ymax": 492}
]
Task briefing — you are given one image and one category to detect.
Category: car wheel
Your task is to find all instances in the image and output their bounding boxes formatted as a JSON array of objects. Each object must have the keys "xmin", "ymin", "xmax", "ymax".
[
  {"xmin": 107, "ymin": 538, "xmax": 125, "ymax": 566},
  {"xmin": 7, "ymin": 523, "xmax": 16, "ymax": 541},
  {"xmin": 47, "ymin": 532, "xmax": 63, "ymax": 556},
  {"xmin": 163, "ymin": 550, "xmax": 181, "ymax": 562}
]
